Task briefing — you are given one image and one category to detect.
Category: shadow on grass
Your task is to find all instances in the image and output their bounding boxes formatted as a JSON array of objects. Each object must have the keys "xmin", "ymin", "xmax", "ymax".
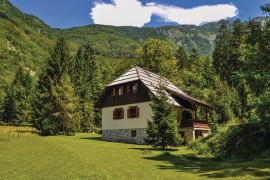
[
  {"xmin": 129, "ymin": 147, "xmax": 179, "ymax": 152},
  {"xmin": 80, "ymin": 137, "xmax": 103, "ymax": 141},
  {"xmin": 141, "ymin": 150, "xmax": 270, "ymax": 178}
]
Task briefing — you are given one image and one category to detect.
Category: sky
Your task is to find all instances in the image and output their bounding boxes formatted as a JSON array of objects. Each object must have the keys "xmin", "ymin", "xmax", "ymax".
[{"xmin": 10, "ymin": 0, "xmax": 269, "ymax": 29}]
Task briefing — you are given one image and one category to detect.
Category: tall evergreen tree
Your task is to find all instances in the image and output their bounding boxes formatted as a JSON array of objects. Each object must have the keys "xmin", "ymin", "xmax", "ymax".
[
  {"xmin": 34, "ymin": 37, "xmax": 79, "ymax": 135},
  {"xmin": 2, "ymin": 67, "xmax": 35, "ymax": 125},
  {"xmin": 52, "ymin": 75, "xmax": 79, "ymax": 135},
  {"xmin": 189, "ymin": 46, "xmax": 200, "ymax": 63},
  {"xmin": 145, "ymin": 85, "xmax": 182, "ymax": 150},
  {"xmin": 175, "ymin": 45, "xmax": 189, "ymax": 70},
  {"xmin": 228, "ymin": 19, "xmax": 246, "ymax": 85},
  {"xmin": 71, "ymin": 44, "xmax": 102, "ymax": 131},
  {"xmin": 213, "ymin": 24, "xmax": 232, "ymax": 81}
]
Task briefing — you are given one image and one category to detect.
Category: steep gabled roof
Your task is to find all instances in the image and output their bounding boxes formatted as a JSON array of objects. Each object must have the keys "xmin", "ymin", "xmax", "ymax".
[{"xmin": 105, "ymin": 66, "xmax": 211, "ymax": 108}]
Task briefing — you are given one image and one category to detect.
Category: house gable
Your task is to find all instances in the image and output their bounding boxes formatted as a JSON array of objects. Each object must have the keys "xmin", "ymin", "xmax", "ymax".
[{"xmin": 100, "ymin": 80, "xmax": 151, "ymax": 108}]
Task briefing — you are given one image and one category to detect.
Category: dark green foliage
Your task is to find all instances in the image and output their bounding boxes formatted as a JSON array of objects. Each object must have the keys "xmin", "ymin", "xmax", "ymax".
[
  {"xmin": 206, "ymin": 123, "xmax": 270, "ymax": 158},
  {"xmin": 188, "ymin": 138, "xmax": 210, "ymax": 156},
  {"xmin": 261, "ymin": 3, "xmax": 270, "ymax": 13},
  {"xmin": 145, "ymin": 86, "xmax": 183, "ymax": 150},
  {"xmin": 193, "ymin": 5, "xmax": 270, "ymax": 158},
  {"xmin": 52, "ymin": 75, "xmax": 79, "ymax": 135},
  {"xmin": 34, "ymin": 37, "xmax": 78, "ymax": 135},
  {"xmin": 70, "ymin": 44, "xmax": 103, "ymax": 131},
  {"xmin": 175, "ymin": 45, "xmax": 190, "ymax": 69},
  {"xmin": 2, "ymin": 66, "xmax": 35, "ymax": 125},
  {"xmin": 213, "ymin": 24, "xmax": 232, "ymax": 81},
  {"xmin": 137, "ymin": 38, "xmax": 178, "ymax": 83}
]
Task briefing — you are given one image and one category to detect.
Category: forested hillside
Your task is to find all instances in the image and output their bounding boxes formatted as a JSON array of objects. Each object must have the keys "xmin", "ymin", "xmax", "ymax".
[{"xmin": 0, "ymin": 0, "xmax": 269, "ymax": 157}]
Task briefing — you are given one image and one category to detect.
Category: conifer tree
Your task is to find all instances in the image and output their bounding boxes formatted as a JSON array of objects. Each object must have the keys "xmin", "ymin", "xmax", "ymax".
[
  {"xmin": 52, "ymin": 75, "xmax": 79, "ymax": 135},
  {"xmin": 2, "ymin": 67, "xmax": 34, "ymax": 125},
  {"xmin": 175, "ymin": 45, "xmax": 189, "ymax": 70},
  {"xmin": 213, "ymin": 24, "xmax": 232, "ymax": 81},
  {"xmin": 34, "ymin": 37, "xmax": 79, "ymax": 135},
  {"xmin": 189, "ymin": 46, "xmax": 200, "ymax": 63},
  {"xmin": 228, "ymin": 19, "xmax": 246, "ymax": 85},
  {"xmin": 71, "ymin": 44, "xmax": 102, "ymax": 131},
  {"xmin": 145, "ymin": 85, "xmax": 182, "ymax": 150}
]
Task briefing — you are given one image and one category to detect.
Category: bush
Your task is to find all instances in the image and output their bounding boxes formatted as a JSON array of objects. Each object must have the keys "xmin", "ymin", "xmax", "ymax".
[
  {"xmin": 188, "ymin": 122, "xmax": 270, "ymax": 158},
  {"xmin": 205, "ymin": 122, "xmax": 270, "ymax": 158},
  {"xmin": 188, "ymin": 138, "xmax": 210, "ymax": 156}
]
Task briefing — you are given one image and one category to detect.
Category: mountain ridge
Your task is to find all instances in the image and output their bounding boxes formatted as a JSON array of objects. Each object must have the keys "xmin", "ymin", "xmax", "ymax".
[{"xmin": 0, "ymin": 0, "xmax": 266, "ymax": 84}]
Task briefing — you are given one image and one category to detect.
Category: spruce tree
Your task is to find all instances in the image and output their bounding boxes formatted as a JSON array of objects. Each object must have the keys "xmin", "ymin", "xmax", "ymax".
[
  {"xmin": 34, "ymin": 37, "xmax": 79, "ymax": 135},
  {"xmin": 145, "ymin": 85, "xmax": 182, "ymax": 150},
  {"xmin": 175, "ymin": 45, "xmax": 189, "ymax": 70},
  {"xmin": 2, "ymin": 67, "xmax": 34, "ymax": 125},
  {"xmin": 71, "ymin": 44, "xmax": 102, "ymax": 131},
  {"xmin": 213, "ymin": 24, "xmax": 232, "ymax": 81},
  {"xmin": 52, "ymin": 75, "xmax": 79, "ymax": 135}
]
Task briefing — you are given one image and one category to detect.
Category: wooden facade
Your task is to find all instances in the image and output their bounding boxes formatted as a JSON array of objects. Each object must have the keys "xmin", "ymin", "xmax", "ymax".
[{"xmin": 99, "ymin": 80, "xmax": 151, "ymax": 108}]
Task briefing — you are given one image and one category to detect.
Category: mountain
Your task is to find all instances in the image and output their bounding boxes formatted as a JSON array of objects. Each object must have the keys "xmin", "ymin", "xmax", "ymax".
[
  {"xmin": 0, "ymin": 0, "xmax": 264, "ymax": 104},
  {"xmin": 54, "ymin": 22, "xmax": 226, "ymax": 58}
]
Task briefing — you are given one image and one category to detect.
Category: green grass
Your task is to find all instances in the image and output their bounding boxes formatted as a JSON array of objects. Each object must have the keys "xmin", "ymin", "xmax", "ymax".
[{"xmin": 0, "ymin": 131, "xmax": 269, "ymax": 179}]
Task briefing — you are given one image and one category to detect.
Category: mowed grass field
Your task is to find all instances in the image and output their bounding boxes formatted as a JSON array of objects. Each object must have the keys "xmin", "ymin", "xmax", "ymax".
[{"xmin": 0, "ymin": 127, "xmax": 269, "ymax": 180}]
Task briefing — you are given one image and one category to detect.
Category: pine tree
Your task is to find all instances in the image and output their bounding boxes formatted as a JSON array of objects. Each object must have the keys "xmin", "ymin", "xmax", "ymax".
[
  {"xmin": 213, "ymin": 24, "xmax": 232, "ymax": 81},
  {"xmin": 228, "ymin": 19, "xmax": 246, "ymax": 85},
  {"xmin": 70, "ymin": 44, "xmax": 103, "ymax": 131},
  {"xmin": 145, "ymin": 85, "xmax": 182, "ymax": 150},
  {"xmin": 175, "ymin": 45, "xmax": 189, "ymax": 70},
  {"xmin": 34, "ymin": 37, "xmax": 79, "ymax": 135},
  {"xmin": 2, "ymin": 67, "xmax": 35, "ymax": 125},
  {"xmin": 189, "ymin": 46, "xmax": 200, "ymax": 63},
  {"xmin": 52, "ymin": 75, "xmax": 79, "ymax": 135}
]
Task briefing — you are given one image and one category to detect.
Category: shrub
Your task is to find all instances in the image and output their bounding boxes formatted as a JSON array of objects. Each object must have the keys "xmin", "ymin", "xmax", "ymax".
[{"xmin": 188, "ymin": 138, "xmax": 210, "ymax": 156}]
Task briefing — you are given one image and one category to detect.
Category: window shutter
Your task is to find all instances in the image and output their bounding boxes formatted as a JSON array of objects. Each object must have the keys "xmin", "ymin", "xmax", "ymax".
[
  {"xmin": 127, "ymin": 84, "xmax": 130, "ymax": 93},
  {"xmin": 121, "ymin": 109, "xmax": 124, "ymax": 119},
  {"xmin": 121, "ymin": 86, "xmax": 124, "ymax": 95},
  {"xmin": 113, "ymin": 110, "xmax": 116, "ymax": 119},
  {"xmin": 113, "ymin": 87, "xmax": 116, "ymax": 96},
  {"xmin": 135, "ymin": 83, "xmax": 138, "ymax": 93},
  {"xmin": 127, "ymin": 108, "xmax": 130, "ymax": 118},
  {"xmin": 136, "ymin": 107, "xmax": 140, "ymax": 117}
]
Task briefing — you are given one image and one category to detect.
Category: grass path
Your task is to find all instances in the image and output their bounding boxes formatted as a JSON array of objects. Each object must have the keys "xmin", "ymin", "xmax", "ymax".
[{"xmin": 0, "ymin": 133, "xmax": 269, "ymax": 179}]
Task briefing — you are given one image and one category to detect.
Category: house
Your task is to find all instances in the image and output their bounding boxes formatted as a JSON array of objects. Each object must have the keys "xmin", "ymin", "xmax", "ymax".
[{"xmin": 96, "ymin": 66, "xmax": 212, "ymax": 144}]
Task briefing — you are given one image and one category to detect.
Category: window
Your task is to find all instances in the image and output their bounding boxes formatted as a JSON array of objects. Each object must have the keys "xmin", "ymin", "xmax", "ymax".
[
  {"xmin": 127, "ymin": 83, "xmax": 138, "ymax": 94},
  {"xmin": 113, "ymin": 108, "xmax": 124, "ymax": 119},
  {"xmin": 127, "ymin": 106, "xmax": 139, "ymax": 118},
  {"xmin": 113, "ymin": 86, "xmax": 123, "ymax": 96},
  {"xmin": 131, "ymin": 130, "xmax": 137, "ymax": 137},
  {"xmin": 182, "ymin": 111, "xmax": 192, "ymax": 120}
]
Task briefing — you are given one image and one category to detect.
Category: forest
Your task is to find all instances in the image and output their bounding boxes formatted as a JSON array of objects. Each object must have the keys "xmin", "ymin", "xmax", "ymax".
[{"xmin": 0, "ymin": 0, "xmax": 270, "ymax": 158}]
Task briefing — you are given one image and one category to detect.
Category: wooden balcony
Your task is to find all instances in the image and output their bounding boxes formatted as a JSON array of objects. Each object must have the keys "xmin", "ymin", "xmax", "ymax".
[{"xmin": 179, "ymin": 119, "xmax": 210, "ymax": 129}]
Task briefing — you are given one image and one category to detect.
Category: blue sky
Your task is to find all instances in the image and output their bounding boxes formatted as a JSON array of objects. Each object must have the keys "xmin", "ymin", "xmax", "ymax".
[{"xmin": 10, "ymin": 0, "xmax": 269, "ymax": 29}]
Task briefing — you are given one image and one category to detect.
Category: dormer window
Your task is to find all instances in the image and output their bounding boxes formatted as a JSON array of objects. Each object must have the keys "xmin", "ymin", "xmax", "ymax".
[
  {"xmin": 127, "ymin": 83, "xmax": 138, "ymax": 94},
  {"xmin": 113, "ymin": 86, "xmax": 123, "ymax": 96}
]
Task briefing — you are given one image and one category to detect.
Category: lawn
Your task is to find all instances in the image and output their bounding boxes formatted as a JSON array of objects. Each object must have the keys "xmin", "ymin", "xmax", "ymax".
[{"xmin": 0, "ymin": 128, "xmax": 269, "ymax": 179}]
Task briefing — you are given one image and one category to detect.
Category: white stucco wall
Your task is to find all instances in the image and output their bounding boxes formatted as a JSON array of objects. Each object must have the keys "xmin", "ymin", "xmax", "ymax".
[{"xmin": 102, "ymin": 102, "xmax": 153, "ymax": 130}]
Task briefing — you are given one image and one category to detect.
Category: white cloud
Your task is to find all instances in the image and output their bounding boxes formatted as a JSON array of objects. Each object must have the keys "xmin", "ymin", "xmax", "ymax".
[{"xmin": 90, "ymin": 0, "xmax": 238, "ymax": 27}]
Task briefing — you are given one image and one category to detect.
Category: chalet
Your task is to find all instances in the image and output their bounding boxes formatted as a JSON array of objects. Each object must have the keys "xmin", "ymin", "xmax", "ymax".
[{"xmin": 96, "ymin": 66, "xmax": 212, "ymax": 144}]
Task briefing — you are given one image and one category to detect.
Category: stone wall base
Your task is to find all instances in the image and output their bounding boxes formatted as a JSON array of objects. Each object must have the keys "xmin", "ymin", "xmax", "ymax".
[{"xmin": 102, "ymin": 128, "xmax": 147, "ymax": 144}]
